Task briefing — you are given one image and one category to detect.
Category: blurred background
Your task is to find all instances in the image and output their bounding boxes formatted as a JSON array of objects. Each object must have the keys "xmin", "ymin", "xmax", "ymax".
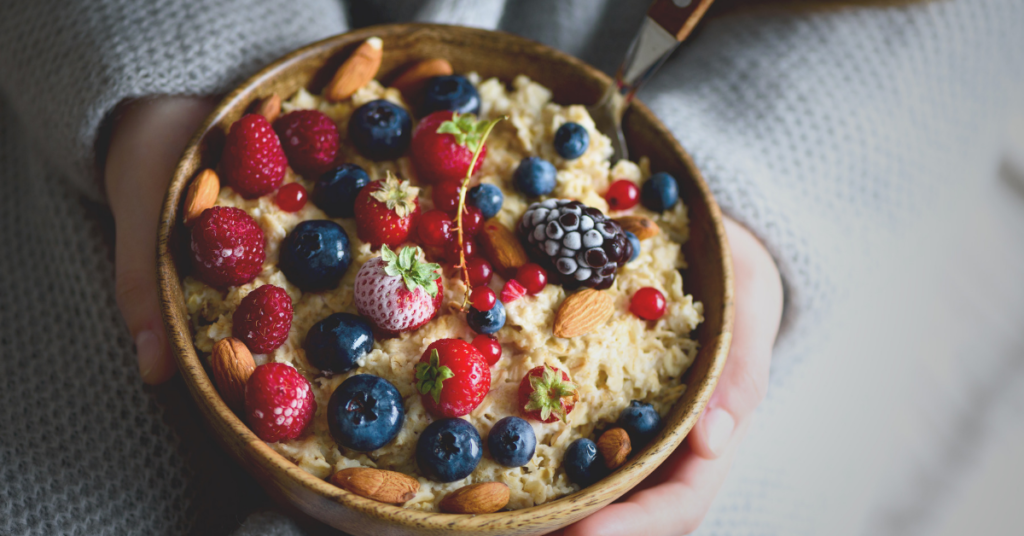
[{"xmin": 1, "ymin": 0, "xmax": 1022, "ymax": 535}]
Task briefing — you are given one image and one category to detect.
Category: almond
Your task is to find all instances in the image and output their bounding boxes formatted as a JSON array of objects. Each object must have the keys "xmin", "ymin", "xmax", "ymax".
[
  {"xmin": 597, "ymin": 427, "xmax": 632, "ymax": 470},
  {"xmin": 440, "ymin": 482, "xmax": 510, "ymax": 514},
  {"xmin": 210, "ymin": 337, "xmax": 255, "ymax": 412},
  {"xmin": 184, "ymin": 169, "xmax": 220, "ymax": 226},
  {"xmin": 256, "ymin": 93, "xmax": 282, "ymax": 123},
  {"xmin": 553, "ymin": 288, "xmax": 614, "ymax": 338},
  {"xmin": 325, "ymin": 37, "xmax": 383, "ymax": 102},
  {"xmin": 390, "ymin": 58, "xmax": 453, "ymax": 100},
  {"xmin": 330, "ymin": 467, "xmax": 419, "ymax": 504},
  {"xmin": 478, "ymin": 220, "xmax": 528, "ymax": 277},
  {"xmin": 614, "ymin": 215, "xmax": 660, "ymax": 240}
]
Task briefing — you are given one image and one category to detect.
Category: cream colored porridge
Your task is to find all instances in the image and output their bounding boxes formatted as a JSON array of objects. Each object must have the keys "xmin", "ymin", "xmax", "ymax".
[{"xmin": 184, "ymin": 73, "xmax": 703, "ymax": 511}]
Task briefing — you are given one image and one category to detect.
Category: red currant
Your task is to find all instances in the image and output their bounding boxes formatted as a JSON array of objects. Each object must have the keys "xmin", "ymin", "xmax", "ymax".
[
  {"xmin": 515, "ymin": 263, "xmax": 548, "ymax": 295},
  {"xmin": 605, "ymin": 179, "xmax": 640, "ymax": 211},
  {"xmin": 432, "ymin": 181, "xmax": 463, "ymax": 215},
  {"xmin": 460, "ymin": 205, "xmax": 484, "ymax": 236},
  {"xmin": 419, "ymin": 209, "xmax": 453, "ymax": 247},
  {"xmin": 470, "ymin": 286, "xmax": 497, "ymax": 311},
  {"xmin": 472, "ymin": 334, "xmax": 502, "ymax": 366},
  {"xmin": 630, "ymin": 287, "xmax": 667, "ymax": 320},
  {"xmin": 464, "ymin": 257, "xmax": 493, "ymax": 287},
  {"xmin": 445, "ymin": 236, "xmax": 477, "ymax": 262},
  {"xmin": 275, "ymin": 182, "xmax": 308, "ymax": 212}
]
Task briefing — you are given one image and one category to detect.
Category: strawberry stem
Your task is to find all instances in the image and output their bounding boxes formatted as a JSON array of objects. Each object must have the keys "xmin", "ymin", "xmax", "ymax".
[{"xmin": 455, "ymin": 116, "xmax": 505, "ymax": 311}]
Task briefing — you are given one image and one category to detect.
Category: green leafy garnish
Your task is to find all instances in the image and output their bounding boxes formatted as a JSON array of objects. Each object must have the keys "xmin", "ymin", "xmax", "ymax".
[
  {"xmin": 436, "ymin": 113, "xmax": 493, "ymax": 152},
  {"xmin": 378, "ymin": 244, "xmax": 441, "ymax": 297},
  {"xmin": 369, "ymin": 171, "xmax": 420, "ymax": 218},
  {"xmin": 414, "ymin": 349, "xmax": 454, "ymax": 403},
  {"xmin": 524, "ymin": 367, "xmax": 578, "ymax": 422}
]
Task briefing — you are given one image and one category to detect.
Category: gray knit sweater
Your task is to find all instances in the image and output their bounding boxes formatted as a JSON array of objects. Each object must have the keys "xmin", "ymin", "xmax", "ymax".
[{"xmin": 2, "ymin": 1, "xmax": 1024, "ymax": 535}]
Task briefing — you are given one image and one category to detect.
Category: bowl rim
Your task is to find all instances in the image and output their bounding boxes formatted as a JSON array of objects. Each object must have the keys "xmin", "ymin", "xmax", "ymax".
[{"xmin": 157, "ymin": 22, "xmax": 733, "ymax": 533}]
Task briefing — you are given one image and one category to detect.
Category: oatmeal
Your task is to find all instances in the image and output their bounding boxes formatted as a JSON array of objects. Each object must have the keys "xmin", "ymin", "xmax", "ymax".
[{"xmin": 184, "ymin": 73, "xmax": 703, "ymax": 511}]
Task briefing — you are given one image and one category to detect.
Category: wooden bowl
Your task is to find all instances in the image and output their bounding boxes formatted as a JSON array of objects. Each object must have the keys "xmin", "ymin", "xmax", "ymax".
[{"xmin": 158, "ymin": 23, "xmax": 733, "ymax": 536}]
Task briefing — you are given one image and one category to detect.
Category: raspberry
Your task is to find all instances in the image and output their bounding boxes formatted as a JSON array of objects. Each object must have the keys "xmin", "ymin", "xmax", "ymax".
[
  {"xmin": 273, "ymin": 110, "xmax": 339, "ymax": 177},
  {"xmin": 500, "ymin": 279, "xmax": 527, "ymax": 303},
  {"xmin": 233, "ymin": 284, "xmax": 293, "ymax": 353},
  {"xmin": 222, "ymin": 114, "xmax": 287, "ymax": 199},
  {"xmin": 191, "ymin": 207, "xmax": 266, "ymax": 288},
  {"xmin": 245, "ymin": 363, "xmax": 316, "ymax": 442}
]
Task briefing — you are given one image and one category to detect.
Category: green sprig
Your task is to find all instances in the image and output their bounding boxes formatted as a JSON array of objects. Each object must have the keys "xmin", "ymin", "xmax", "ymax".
[{"xmin": 414, "ymin": 349, "xmax": 454, "ymax": 403}]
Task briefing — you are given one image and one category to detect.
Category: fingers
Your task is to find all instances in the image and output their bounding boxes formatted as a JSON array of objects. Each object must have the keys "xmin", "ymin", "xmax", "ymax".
[
  {"xmin": 688, "ymin": 216, "xmax": 782, "ymax": 459},
  {"xmin": 557, "ymin": 217, "xmax": 783, "ymax": 536},
  {"xmin": 105, "ymin": 96, "xmax": 215, "ymax": 384},
  {"xmin": 564, "ymin": 420, "xmax": 752, "ymax": 536}
]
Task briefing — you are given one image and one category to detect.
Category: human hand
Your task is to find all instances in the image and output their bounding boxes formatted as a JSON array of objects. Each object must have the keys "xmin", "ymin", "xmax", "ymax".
[
  {"xmin": 556, "ymin": 216, "xmax": 783, "ymax": 536},
  {"xmin": 105, "ymin": 96, "xmax": 215, "ymax": 384}
]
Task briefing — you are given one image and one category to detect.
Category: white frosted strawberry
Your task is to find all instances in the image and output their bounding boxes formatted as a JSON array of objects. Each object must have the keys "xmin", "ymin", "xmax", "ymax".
[{"xmin": 354, "ymin": 245, "xmax": 444, "ymax": 336}]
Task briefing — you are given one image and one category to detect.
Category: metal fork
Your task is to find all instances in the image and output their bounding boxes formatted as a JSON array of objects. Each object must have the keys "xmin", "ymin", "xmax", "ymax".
[{"xmin": 588, "ymin": 0, "xmax": 716, "ymax": 162}]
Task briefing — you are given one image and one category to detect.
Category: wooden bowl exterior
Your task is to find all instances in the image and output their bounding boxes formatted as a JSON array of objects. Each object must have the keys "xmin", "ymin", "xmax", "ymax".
[{"xmin": 157, "ymin": 23, "xmax": 733, "ymax": 536}]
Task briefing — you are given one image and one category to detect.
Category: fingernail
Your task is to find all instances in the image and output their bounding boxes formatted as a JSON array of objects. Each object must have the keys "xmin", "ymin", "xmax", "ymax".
[
  {"xmin": 136, "ymin": 330, "xmax": 161, "ymax": 382},
  {"xmin": 705, "ymin": 407, "xmax": 735, "ymax": 456}
]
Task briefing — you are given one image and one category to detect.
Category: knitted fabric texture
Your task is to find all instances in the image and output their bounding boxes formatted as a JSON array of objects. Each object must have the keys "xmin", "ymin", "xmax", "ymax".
[
  {"xmin": 0, "ymin": 0, "xmax": 348, "ymax": 198},
  {"xmin": 1, "ymin": 0, "xmax": 1023, "ymax": 535}
]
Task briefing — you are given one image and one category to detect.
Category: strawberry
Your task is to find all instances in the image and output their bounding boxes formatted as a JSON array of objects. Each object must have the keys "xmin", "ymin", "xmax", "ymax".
[
  {"xmin": 221, "ymin": 114, "xmax": 287, "ymax": 199},
  {"xmin": 273, "ymin": 110, "xmax": 339, "ymax": 177},
  {"xmin": 500, "ymin": 279, "xmax": 527, "ymax": 304},
  {"xmin": 518, "ymin": 365, "xmax": 578, "ymax": 423},
  {"xmin": 353, "ymin": 245, "xmax": 443, "ymax": 336},
  {"xmin": 410, "ymin": 111, "xmax": 488, "ymax": 184},
  {"xmin": 353, "ymin": 172, "xmax": 421, "ymax": 249},
  {"xmin": 414, "ymin": 338, "xmax": 490, "ymax": 418},
  {"xmin": 245, "ymin": 362, "xmax": 316, "ymax": 442}
]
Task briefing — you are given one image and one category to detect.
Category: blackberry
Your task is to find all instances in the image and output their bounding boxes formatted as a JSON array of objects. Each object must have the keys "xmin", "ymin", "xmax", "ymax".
[{"xmin": 517, "ymin": 199, "xmax": 632, "ymax": 290}]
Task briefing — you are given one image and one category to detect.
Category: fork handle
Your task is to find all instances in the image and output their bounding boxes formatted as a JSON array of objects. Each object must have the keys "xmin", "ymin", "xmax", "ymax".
[{"xmin": 647, "ymin": 0, "xmax": 716, "ymax": 42}]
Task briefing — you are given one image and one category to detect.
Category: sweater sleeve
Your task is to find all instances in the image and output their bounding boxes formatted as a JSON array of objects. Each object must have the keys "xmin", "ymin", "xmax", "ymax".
[{"xmin": 0, "ymin": 0, "xmax": 349, "ymax": 199}]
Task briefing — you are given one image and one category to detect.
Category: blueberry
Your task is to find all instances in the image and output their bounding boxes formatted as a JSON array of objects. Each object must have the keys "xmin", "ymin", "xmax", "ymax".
[
  {"xmin": 421, "ymin": 75, "xmax": 481, "ymax": 117},
  {"xmin": 416, "ymin": 418, "xmax": 482, "ymax": 482},
  {"xmin": 467, "ymin": 183, "xmax": 504, "ymax": 219},
  {"xmin": 564, "ymin": 438, "xmax": 606, "ymax": 487},
  {"xmin": 487, "ymin": 416, "xmax": 536, "ymax": 467},
  {"xmin": 640, "ymin": 172, "xmax": 679, "ymax": 213},
  {"xmin": 617, "ymin": 400, "xmax": 662, "ymax": 447},
  {"xmin": 312, "ymin": 164, "xmax": 370, "ymax": 218},
  {"xmin": 280, "ymin": 220, "xmax": 352, "ymax": 291},
  {"xmin": 553, "ymin": 122, "xmax": 589, "ymax": 160},
  {"xmin": 304, "ymin": 313, "xmax": 374, "ymax": 375},
  {"xmin": 328, "ymin": 374, "xmax": 405, "ymax": 452},
  {"xmin": 512, "ymin": 157, "xmax": 557, "ymax": 197},
  {"xmin": 624, "ymin": 231, "xmax": 641, "ymax": 263},
  {"xmin": 467, "ymin": 300, "xmax": 505, "ymax": 334},
  {"xmin": 348, "ymin": 99, "xmax": 412, "ymax": 161}
]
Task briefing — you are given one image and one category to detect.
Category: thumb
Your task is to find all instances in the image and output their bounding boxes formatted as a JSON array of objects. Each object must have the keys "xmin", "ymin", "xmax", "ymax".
[{"xmin": 105, "ymin": 96, "xmax": 215, "ymax": 384}]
